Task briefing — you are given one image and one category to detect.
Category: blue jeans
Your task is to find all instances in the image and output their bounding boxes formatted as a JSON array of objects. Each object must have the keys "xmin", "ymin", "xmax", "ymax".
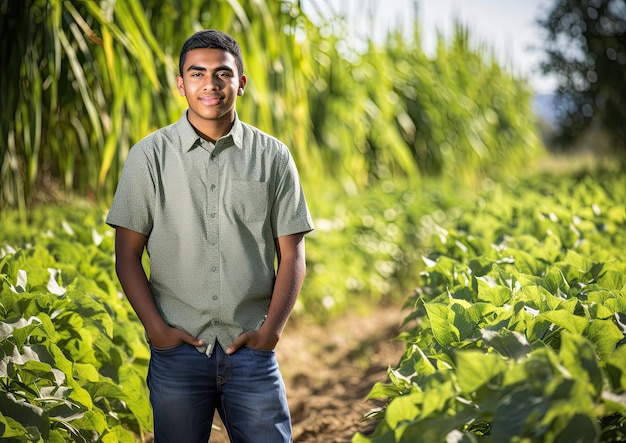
[{"xmin": 147, "ymin": 342, "xmax": 292, "ymax": 443}]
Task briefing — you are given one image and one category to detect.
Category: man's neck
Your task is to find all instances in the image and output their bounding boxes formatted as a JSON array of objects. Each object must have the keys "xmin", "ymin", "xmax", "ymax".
[{"xmin": 187, "ymin": 113, "xmax": 234, "ymax": 143}]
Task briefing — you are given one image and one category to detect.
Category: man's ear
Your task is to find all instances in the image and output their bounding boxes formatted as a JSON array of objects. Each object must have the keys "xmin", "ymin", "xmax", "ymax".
[
  {"xmin": 238, "ymin": 75, "xmax": 247, "ymax": 96},
  {"xmin": 176, "ymin": 75, "xmax": 186, "ymax": 97}
]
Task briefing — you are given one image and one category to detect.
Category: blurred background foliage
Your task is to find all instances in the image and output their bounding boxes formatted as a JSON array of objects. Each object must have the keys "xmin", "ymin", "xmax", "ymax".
[
  {"xmin": 0, "ymin": 0, "xmax": 543, "ymax": 212},
  {"xmin": 537, "ymin": 0, "xmax": 626, "ymax": 154}
]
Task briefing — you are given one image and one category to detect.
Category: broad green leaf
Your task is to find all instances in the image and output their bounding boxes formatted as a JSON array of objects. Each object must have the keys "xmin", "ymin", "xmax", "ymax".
[
  {"xmin": 103, "ymin": 424, "xmax": 136, "ymax": 443},
  {"xmin": 83, "ymin": 379, "xmax": 126, "ymax": 401},
  {"xmin": 353, "ymin": 420, "xmax": 396, "ymax": 443},
  {"xmin": 419, "ymin": 380, "xmax": 456, "ymax": 419},
  {"xmin": 507, "ymin": 248, "xmax": 542, "ymax": 276},
  {"xmin": 583, "ymin": 293, "xmax": 616, "ymax": 320},
  {"xmin": 10, "ymin": 314, "xmax": 56, "ymax": 347},
  {"xmin": 0, "ymin": 411, "xmax": 30, "ymax": 438},
  {"xmin": 605, "ymin": 298, "xmax": 626, "ymax": 318},
  {"xmin": 10, "ymin": 359, "xmax": 62, "ymax": 385},
  {"xmin": 425, "ymin": 303, "xmax": 460, "ymax": 346},
  {"xmin": 367, "ymin": 381, "xmax": 405, "ymax": 400},
  {"xmin": 584, "ymin": 319, "xmax": 624, "ymax": 362},
  {"xmin": 513, "ymin": 283, "xmax": 561, "ymax": 312},
  {"xmin": 400, "ymin": 409, "xmax": 478, "ymax": 443},
  {"xmin": 549, "ymin": 412, "xmax": 599, "ymax": 443},
  {"xmin": 69, "ymin": 409, "xmax": 108, "ymax": 435},
  {"xmin": 523, "ymin": 311, "xmax": 553, "ymax": 343},
  {"xmin": 558, "ymin": 297, "xmax": 580, "ymax": 314},
  {"xmin": 540, "ymin": 267, "xmax": 570, "ymax": 294},
  {"xmin": 596, "ymin": 270, "xmax": 626, "ymax": 290},
  {"xmin": 606, "ymin": 345, "xmax": 626, "ymax": 390},
  {"xmin": 66, "ymin": 290, "xmax": 114, "ymax": 338},
  {"xmin": 385, "ymin": 393, "xmax": 421, "ymax": 429},
  {"xmin": 392, "ymin": 345, "xmax": 436, "ymax": 388},
  {"xmin": 562, "ymin": 250, "xmax": 594, "ymax": 275},
  {"xmin": 46, "ymin": 404, "xmax": 86, "ymax": 430},
  {"xmin": 450, "ymin": 300, "xmax": 477, "ymax": 341},
  {"xmin": 475, "ymin": 280, "xmax": 510, "ymax": 306},
  {"xmin": 503, "ymin": 347, "xmax": 561, "ymax": 388},
  {"xmin": 43, "ymin": 342, "xmax": 74, "ymax": 375},
  {"xmin": 454, "ymin": 350, "xmax": 507, "ymax": 394},
  {"xmin": 539, "ymin": 310, "xmax": 588, "ymax": 334},
  {"xmin": 48, "ymin": 428, "xmax": 66, "ymax": 443},
  {"xmin": 65, "ymin": 378, "xmax": 94, "ymax": 410},
  {"xmin": 559, "ymin": 332, "xmax": 603, "ymax": 396},
  {"xmin": 467, "ymin": 302, "xmax": 501, "ymax": 326},
  {"xmin": 0, "ymin": 391, "xmax": 45, "ymax": 431},
  {"xmin": 481, "ymin": 328, "xmax": 531, "ymax": 361},
  {"xmin": 468, "ymin": 257, "xmax": 493, "ymax": 277},
  {"xmin": 491, "ymin": 388, "xmax": 548, "ymax": 441},
  {"xmin": 73, "ymin": 363, "xmax": 100, "ymax": 382}
]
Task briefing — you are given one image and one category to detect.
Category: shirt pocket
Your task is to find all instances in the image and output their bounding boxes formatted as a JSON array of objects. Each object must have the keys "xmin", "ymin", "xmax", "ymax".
[{"xmin": 230, "ymin": 180, "xmax": 269, "ymax": 223}]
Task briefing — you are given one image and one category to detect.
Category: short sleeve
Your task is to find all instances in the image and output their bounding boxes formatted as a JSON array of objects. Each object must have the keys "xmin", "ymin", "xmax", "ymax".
[
  {"xmin": 106, "ymin": 144, "xmax": 155, "ymax": 235},
  {"xmin": 271, "ymin": 150, "xmax": 314, "ymax": 238}
]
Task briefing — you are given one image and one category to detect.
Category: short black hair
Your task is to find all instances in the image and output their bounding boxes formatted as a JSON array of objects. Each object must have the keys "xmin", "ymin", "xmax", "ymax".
[{"xmin": 179, "ymin": 30, "xmax": 244, "ymax": 77}]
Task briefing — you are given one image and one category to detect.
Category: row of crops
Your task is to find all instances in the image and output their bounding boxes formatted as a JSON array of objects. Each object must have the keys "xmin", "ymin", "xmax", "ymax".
[
  {"xmin": 0, "ymin": 208, "xmax": 151, "ymax": 441},
  {"xmin": 1, "ymin": 165, "xmax": 623, "ymax": 441},
  {"xmin": 355, "ymin": 169, "xmax": 626, "ymax": 442}
]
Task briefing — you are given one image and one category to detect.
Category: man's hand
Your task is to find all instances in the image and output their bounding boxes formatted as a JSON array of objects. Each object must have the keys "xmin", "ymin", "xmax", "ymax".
[
  {"xmin": 114, "ymin": 226, "xmax": 203, "ymax": 350},
  {"xmin": 226, "ymin": 233, "xmax": 306, "ymax": 355},
  {"xmin": 147, "ymin": 323, "xmax": 204, "ymax": 349},
  {"xmin": 225, "ymin": 326, "xmax": 279, "ymax": 354}
]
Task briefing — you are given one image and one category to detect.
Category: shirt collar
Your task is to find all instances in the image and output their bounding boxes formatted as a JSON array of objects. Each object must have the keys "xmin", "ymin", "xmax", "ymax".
[{"xmin": 178, "ymin": 111, "xmax": 244, "ymax": 152}]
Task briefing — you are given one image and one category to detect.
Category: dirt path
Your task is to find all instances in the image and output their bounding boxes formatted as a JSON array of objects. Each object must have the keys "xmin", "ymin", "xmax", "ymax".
[{"xmin": 210, "ymin": 305, "xmax": 409, "ymax": 442}]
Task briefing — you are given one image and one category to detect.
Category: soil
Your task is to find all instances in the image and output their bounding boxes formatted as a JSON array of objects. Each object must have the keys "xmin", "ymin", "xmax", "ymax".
[{"xmin": 209, "ymin": 304, "xmax": 410, "ymax": 443}]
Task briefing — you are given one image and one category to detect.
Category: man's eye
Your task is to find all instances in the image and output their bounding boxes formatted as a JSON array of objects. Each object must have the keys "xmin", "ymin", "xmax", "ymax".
[
  {"xmin": 217, "ymin": 72, "xmax": 232, "ymax": 78},
  {"xmin": 191, "ymin": 72, "xmax": 202, "ymax": 77}
]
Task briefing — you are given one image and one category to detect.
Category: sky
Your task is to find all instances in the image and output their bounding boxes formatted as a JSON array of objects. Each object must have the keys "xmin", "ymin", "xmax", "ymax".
[{"xmin": 301, "ymin": 0, "xmax": 558, "ymax": 94}]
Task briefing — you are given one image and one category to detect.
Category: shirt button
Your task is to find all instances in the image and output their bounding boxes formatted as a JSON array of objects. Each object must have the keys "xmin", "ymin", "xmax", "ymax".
[
  {"xmin": 212, "ymin": 266, "xmax": 217, "ymax": 272},
  {"xmin": 210, "ymin": 184, "xmax": 216, "ymax": 191},
  {"xmin": 210, "ymin": 213, "xmax": 216, "ymax": 218},
  {"xmin": 212, "ymin": 295, "xmax": 218, "ymax": 300}
]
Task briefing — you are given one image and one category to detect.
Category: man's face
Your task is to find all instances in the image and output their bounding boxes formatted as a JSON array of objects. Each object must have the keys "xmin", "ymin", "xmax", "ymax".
[{"xmin": 177, "ymin": 48, "xmax": 246, "ymax": 129}]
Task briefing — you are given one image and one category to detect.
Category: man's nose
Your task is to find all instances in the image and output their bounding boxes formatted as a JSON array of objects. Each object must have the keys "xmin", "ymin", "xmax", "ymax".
[{"xmin": 203, "ymin": 76, "xmax": 220, "ymax": 90}]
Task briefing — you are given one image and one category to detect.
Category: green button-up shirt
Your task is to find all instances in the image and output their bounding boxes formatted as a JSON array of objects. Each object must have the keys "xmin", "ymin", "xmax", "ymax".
[{"xmin": 106, "ymin": 111, "xmax": 314, "ymax": 353}]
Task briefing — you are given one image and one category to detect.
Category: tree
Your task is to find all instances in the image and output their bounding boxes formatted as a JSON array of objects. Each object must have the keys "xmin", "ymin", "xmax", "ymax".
[{"xmin": 537, "ymin": 0, "xmax": 626, "ymax": 157}]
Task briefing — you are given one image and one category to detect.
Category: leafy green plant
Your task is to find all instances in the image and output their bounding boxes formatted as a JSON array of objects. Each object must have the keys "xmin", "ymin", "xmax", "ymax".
[
  {"xmin": 297, "ymin": 178, "xmax": 471, "ymax": 320},
  {"xmin": 0, "ymin": 177, "xmax": 470, "ymax": 439},
  {"xmin": 1, "ymin": 166, "xmax": 622, "ymax": 441},
  {"xmin": 356, "ymin": 169, "xmax": 626, "ymax": 442},
  {"xmin": 0, "ymin": 208, "xmax": 151, "ymax": 442}
]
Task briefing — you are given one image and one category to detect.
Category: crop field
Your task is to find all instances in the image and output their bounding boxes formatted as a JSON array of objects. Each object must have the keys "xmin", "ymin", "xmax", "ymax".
[
  {"xmin": 355, "ymin": 169, "xmax": 626, "ymax": 442},
  {"xmin": 1, "ymin": 1, "xmax": 625, "ymax": 441},
  {"xmin": 1, "ymin": 166, "xmax": 624, "ymax": 442}
]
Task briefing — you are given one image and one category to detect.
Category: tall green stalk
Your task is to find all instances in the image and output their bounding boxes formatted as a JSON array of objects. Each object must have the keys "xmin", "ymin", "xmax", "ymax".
[{"xmin": 0, "ymin": 0, "xmax": 542, "ymax": 210}]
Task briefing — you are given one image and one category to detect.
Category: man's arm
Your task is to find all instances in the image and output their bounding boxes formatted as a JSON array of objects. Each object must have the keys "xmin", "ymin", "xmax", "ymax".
[
  {"xmin": 226, "ymin": 232, "xmax": 306, "ymax": 354},
  {"xmin": 114, "ymin": 226, "xmax": 203, "ymax": 348}
]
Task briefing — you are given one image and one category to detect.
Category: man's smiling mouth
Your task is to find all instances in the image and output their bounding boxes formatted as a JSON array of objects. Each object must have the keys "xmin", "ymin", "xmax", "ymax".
[{"xmin": 200, "ymin": 96, "xmax": 222, "ymax": 105}]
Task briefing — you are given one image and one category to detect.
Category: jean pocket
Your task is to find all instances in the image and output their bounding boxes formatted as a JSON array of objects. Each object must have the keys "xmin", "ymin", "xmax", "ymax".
[
  {"xmin": 242, "ymin": 345, "xmax": 275, "ymax": 356},
  {"xmin": 150, "ymin": 342, "xmax": 186, "ymax": 353}
]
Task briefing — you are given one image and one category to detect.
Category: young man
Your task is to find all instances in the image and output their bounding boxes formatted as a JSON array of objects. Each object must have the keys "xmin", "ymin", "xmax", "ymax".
[{"xmin": 106, "ymin": 29, "xmax": 314, "ymax": 442}]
